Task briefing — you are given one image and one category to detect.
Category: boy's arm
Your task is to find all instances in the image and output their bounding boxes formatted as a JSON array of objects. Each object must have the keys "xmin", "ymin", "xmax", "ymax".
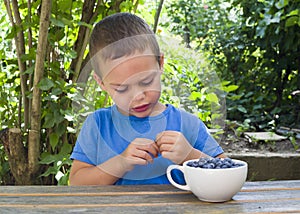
[
  {"xmin": 69, "ymin": 156, "xmax": 130, "ymax": 185},
  {"xmin": 70, "ymin": 138, "xmax": 159, "ymax": 185}
]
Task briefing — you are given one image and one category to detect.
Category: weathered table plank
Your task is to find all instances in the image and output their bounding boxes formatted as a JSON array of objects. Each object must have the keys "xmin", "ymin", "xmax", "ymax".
[{"xmin": 0, "ymin": 180, "xmax": 299, "ymax": 213}]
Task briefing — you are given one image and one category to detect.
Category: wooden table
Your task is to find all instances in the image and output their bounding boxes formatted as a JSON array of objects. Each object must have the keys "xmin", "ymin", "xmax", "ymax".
[{"xmin": 0, "ymin": 180, "xmax": 299, "ymax": 213}]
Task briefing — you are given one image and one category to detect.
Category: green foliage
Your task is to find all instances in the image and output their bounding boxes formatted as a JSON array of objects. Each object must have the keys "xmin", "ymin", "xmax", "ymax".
[
  {"xmin": 227, "ymin": 0, "xmax": 300, "ymax": 129},
  {"xmin": 0, "ymin": 144, "xmax": 14, "ymax": 185},
  {"xmin": 39, "ymin": 142, "xmax": 73, "ymax": 185},
  {"xmin": 158, "ymin": 35, "xmax": 230, "ymax": 129},
  {"xmin": 164, "ymin": 0, "xmax": 300, "ymax": 130},
  {"xmin": 0, "ymin": 0, "xmax": 128, "ymax": 185},
  {"xmin": 0, "ymin": 18, "xmax": 20, "ymax": 129}
]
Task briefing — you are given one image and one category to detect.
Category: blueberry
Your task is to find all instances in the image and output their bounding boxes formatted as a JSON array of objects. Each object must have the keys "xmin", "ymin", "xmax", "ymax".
[
  {"xmin": 226, "ymin": 162, "xmax": 233, "ymax": 167},
  {"xmin": 187, "ymin": 162, "xmax": 193, "ymax": 167},
  {"xmin": 192, "ymin": 161, "xmax": 199, "ymax": 168},
  {"xmin": 202, "ymin": 164, "xmax": 210, "ymax": 169},
  {"xmin": 187, "ymin": 157, "xmax": 244, "ymax": 169},
  {"xmin": 233, "ymin": 163, "xmax": 244, "ymax": 168},
  {"xmin": 207, "ymin": 163, "xmax": 215, "ymax": 169},
  {"xmin": 224, "ymin": 157, "xmax": 232, "ymax": 162},
  {"xmin": 221, "ymin": 164, "xmax": 229, "ymax": 168},
  {"xmin": 211, "ymin": 159, "xmax": 216, "ymax": 164},
  {"xmin": 215, "ymin": 160, "xmax": 222, "ymax": 167}
]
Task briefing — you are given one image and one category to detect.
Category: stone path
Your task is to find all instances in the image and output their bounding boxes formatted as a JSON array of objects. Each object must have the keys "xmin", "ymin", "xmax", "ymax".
[{"xmin": 244, "ymin": 132, "xmax": 287, "ymax": 141}]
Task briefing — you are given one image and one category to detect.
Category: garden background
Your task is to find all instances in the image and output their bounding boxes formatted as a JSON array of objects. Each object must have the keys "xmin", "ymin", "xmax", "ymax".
[{"xmin": 0, "ymin": 0, "xmax": 299, "ymax": 185}]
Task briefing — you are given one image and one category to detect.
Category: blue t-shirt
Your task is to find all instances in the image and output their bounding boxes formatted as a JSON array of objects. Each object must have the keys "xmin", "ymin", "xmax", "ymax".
[{"xmin": 70, "ymin": 104, "xmax": 223, "ymax": 185}]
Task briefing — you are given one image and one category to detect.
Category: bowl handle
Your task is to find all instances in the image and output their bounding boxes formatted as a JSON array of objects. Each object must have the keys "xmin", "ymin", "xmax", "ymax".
[{"xmin": 166, "ymin": 165, "xmax": 190, "ymax": 191}]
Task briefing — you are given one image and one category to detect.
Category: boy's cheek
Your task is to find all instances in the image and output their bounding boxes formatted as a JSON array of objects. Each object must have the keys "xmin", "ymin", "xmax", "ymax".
[{"xmin": 113, "ymin": 98, "xmax": 128, "ymax": 108}]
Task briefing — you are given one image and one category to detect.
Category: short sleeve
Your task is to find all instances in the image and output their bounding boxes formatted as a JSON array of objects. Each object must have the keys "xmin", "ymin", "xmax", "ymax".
[
  {"xmin": 179, "ymin": 109, "xmax": 224, "ymax": 157},
  {"xmin": 70, "ymin": 114, "xmax": 99, "ymax": 165}
]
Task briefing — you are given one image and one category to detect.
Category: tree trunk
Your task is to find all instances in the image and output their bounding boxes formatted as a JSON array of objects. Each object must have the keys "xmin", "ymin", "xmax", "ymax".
[
  {"xmin": 28, "ymin": 0, "xmax": 52, "ymax": 182},
  {"xmin": 183, "ymin": 25, "xmax": 191, "ymax": 48},
  {"xmin": 0, "ymin": 128, "xmax": 30, "ymax": 184}
]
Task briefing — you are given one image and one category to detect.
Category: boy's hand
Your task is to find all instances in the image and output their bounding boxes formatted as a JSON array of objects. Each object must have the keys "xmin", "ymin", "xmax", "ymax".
[
  {"xmin": 155, "ymin": 131, "xmax": 194, "ymax": 164},
  {"xmin": 120, "ymin": 138, "xmax": 159, "ymax": 170}
]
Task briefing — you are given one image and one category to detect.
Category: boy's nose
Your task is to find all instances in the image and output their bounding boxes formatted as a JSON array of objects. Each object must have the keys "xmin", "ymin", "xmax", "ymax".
[{"xmin": 131, "ymin": 87, "xmax": 146, "ymax": 101}]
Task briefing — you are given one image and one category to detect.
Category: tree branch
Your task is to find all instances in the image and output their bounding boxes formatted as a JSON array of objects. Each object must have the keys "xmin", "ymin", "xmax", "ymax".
[
  {"xmin": 28, "ymin": 0, "xmax": 52, "ymax": 175},
  {"xmin": 70, "ymin": 0, "xmax": 97, "ymax": 83},
  {"xmin": 153, "ymin": 0, "xmax": 164, "ymax": 33},
  {"xmin": 27, "ymin": 0, "xmax": 34, "ymax": 123},
  {"xmin": 4, "ymin": 0, "xmax": 30, "ymax": 130}
]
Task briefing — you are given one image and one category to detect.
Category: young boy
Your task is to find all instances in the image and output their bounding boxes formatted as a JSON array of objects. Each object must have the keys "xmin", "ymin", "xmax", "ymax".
[{"xmin": 69, "ymin": 12, "xmax": 225, "ymax": 185}]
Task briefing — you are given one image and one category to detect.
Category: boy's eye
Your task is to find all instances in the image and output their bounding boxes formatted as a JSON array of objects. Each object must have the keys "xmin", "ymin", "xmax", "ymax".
[
  {"xmin": 140, "ymin": 78, "xmax": 154, "ymax": 86},
  {"xmin": 114, "ymin": 86, "xmax": 128, "ymax": 93}
]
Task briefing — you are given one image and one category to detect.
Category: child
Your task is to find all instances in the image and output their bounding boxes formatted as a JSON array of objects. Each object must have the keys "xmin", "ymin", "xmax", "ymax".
[{"xmin": 69, "ymin": 12, "xmax": 225, "ymax": 185}]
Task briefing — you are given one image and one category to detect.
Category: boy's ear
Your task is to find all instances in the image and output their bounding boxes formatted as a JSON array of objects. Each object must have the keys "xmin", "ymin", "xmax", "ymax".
[
  {"xmin": 93, "ymin": 72, "xmax": 106, "ymax": 91},
  {"xmin": 159, "ymin": 53, "xmax": 164, "ymax": 70}
]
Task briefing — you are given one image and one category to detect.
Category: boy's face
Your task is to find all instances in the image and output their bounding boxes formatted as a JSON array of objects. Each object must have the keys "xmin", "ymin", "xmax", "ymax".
[{"xmin": 95, "ymin": 51, "xmax": 164, "ymax": 118}]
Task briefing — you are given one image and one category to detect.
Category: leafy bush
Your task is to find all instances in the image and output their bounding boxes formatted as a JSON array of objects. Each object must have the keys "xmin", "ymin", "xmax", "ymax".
[
  {"xmin": 164, "ymin": 0, "xmax": 300, "ymax": 130},
  {"xmin": 158, "ymin": 35, "xmax": 238, "ymax": 131}
]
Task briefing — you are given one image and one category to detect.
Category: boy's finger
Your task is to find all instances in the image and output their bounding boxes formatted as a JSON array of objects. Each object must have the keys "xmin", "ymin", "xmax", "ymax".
[
  {"xmin": 146, "ymin": 143, "xmax": 159, "ymax": 158},
  {"xmin": 159, "ymin": 143, "xmax": 173, "ymax": 153},
  {"xmin": 134, "ymin": 140, "xmax": 159, "ymax": 158},
  {"xmin": 134, "ymin": 149, "xmax": 154, "ymax": 163},
  {"xmin": 150, "ymin": 141, "xmax": 160, "ymax": 153},
  {"xmin": 155, "ymin": 135, "xmax": 174, "ymax": 146}
]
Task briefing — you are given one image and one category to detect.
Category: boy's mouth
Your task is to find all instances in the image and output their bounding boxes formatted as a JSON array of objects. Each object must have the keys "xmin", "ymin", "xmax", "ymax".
[{"xmin": 132, "ymin": 104, "xmax": 150, "ymax": 113}]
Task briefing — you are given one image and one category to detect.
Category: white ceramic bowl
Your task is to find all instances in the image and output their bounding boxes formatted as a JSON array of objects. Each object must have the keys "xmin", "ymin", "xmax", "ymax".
[{"xmin": 167, "ymin": 159, "xmax": 248, "ymax": 202}]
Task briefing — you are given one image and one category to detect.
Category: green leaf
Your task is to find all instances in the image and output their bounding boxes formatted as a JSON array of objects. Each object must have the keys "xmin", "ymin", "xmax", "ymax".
[
  {"xmin": 67, "ymin": 50, "xmax": 77, "ymax": 59},
  {"xmin": 285, "ymin": 16, "xmax": 298, "ymax": 27},
  {"xmin": 189, "ymin": 91, "xmax": 202, "ymax": 100},
  {"xmin": 78, "ymin": 21, "xmax": 93, "ymax": 29},
  {"xmin": 60, "ymin": 142, "xmax": 72, "ymax": 155},
  {"xmin": 0, "ymin": 72, "xmax": 6, "ymax": 80},
  {"xmin": 38, "ymin": 78, "xmax": 55, "ymax": 91},
  {"xmin": 59, "ymin": 0, "xmax": 73, "ymax": 12},
  {"xmin": 24, "ymin": 65, "xmax": 35, "ymax": 74},
  {"xmin": 51, "ymin": 87, "xmax": 63, "ymax": 96},
  {"xmin": 50, "ymin": 29, "xmax": 65, "ymax": 41},
  {"xmin": 256, "ymin": 25, "xmax": 266, "ymax": 38},
  {"xmin": 271, "ymin": 11, "xmax": 282, "ymax": 23},
  {"xmin": 5, "ymin": 25, "xmax": 21, "ymax": 40},
  {"xmin": 237, "ymin": 105, "xmax": 247, "ymax": 113},
  {"xmin": 50, "ymin": 133, "xmax": 59, "ymax": 151},
  {"xmin": 50, "ymin": 17, "xmax": 65, "ymax": 27},
  {"xmin": 223, "ymin": 85, "xmax": 239, "ymax": 93},
  {"xmin": 20, "ymin": 48, "xmax": 36, "ymax": 61},
  {"xmin": 275, "ymin": 0, "xmax": 289, "ymax": 9},
  {"xmin": 39, "ymin": 154, "xmax": 56, "ymax": 164},
  {"xmin": 221, "ymin": 81, "xmax": 231, "ymax": 86},
  {"xmin": 58, "ymin": 174, "xmax": 69, "ymax": 185},
  {"xmin": 287, "ymin": 9, "xmax": 299, "ymax": 17},
  {"xmin": 206, "ymin": 93, "xmax": 219, "ymax": 103},
  {"xmin": 60, "ymin": 17, "xmax": 73, "ymax": 27},
  {"xmin": 40, "ymin": 166, "xmax": 57, "ymax": 177},
  {"xmin": 43, "ymin": 112, "xmax": 55, "ymax": 128}
]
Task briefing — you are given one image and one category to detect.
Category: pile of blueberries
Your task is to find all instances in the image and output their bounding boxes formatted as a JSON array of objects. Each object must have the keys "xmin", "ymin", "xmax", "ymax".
[{"xmin": 187, "ymin": 157, "xmax": 244, "ymax": 169}]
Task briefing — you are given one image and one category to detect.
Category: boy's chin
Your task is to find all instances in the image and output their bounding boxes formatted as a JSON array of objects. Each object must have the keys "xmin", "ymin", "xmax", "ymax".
[{"xmin": 129, "ymin": 111, "xmax": 151, "ymax": 118}]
